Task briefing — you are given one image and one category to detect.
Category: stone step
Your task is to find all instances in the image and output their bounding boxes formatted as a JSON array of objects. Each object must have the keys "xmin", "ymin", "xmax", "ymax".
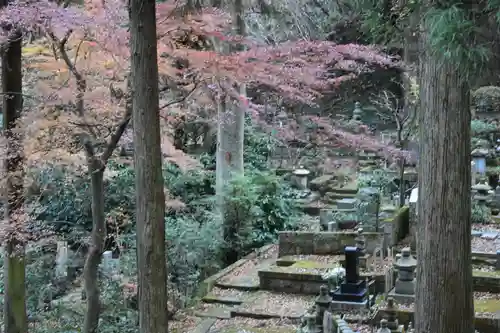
[
  {"xmin": 215, "ymin": 278, "xmax": 260, "ymax": 291},
  {"xmin": 202, "ymin": 295, "xmax": 243, "ymax": 306},
  {"xmin": 192, "ymin": 318, "xmax": 217, "ymax": 333},
  {"xmin": 194, "ymin": 306, "xmax": 232, "ymax": 319}
]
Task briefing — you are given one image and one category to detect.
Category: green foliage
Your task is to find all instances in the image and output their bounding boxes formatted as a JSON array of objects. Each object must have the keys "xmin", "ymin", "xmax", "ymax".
[
  {"xmin": 165, "ymin": 215, "xmax": 223, "ymax": 307},
  {"xmin": 26, "ymin": 163, "xmax": 136, "ymax": 241},
  {"xmin": 424, "ymin": 5, "xmax": 489, "ymax": 75},
  {"xmin": 471, "ymin": 202, "xmax": 491, "ymax": 224},
  {"xmin": 358, "ymin": 168, "xmax": 396, "ymax": 196},
  {"xmin": 224, "ymin": 170, "xmax": 300, "ymax": 255},
  {"xmin": 471, "ymin": 119, "xmax": 497, "ymax": 135},
  {"xmin": 472, "ymin": 86, "xmax": 500, "ymax": 114}
]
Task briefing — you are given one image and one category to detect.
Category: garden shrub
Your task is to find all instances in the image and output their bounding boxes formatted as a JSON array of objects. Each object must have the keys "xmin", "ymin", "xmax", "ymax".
[{"xmin": 472, "ymin": 202, "xmax": 491, "ymax": 224}]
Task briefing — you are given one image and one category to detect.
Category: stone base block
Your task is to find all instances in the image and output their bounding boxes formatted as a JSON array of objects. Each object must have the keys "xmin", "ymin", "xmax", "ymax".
[
  {"xmin": 388, "ymin": 288, "xmax": 415, "ymax": 304},
  {"xmin": 394, "ymin": 279, "xmax": 415, "ymax": 295},
  {"xmin": 330, "ymin": 295, "xmax": 374, "ymax": 311}
]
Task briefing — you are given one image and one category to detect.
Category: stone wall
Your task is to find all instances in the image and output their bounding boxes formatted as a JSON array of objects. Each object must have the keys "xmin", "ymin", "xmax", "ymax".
[
  {"xmin": 258, "ymin": 268, "xmax": 385, "ymax": 295},
  {"xmin": 278, "ymin": 231, "xmax": 384, "ymax": 257},
  {"xmin": 473, "ymin": 273, "xmax": 500, "ymax": 293}
]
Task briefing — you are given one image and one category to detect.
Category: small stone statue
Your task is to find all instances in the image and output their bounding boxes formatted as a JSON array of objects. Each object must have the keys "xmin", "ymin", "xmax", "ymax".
[
  {"xmin": 297, "ymin": 313, "xmax": 318, "ymax": 333},
  {"xmin": 377, "ymin": 319, "xmax": 391, "ymax": 333}
]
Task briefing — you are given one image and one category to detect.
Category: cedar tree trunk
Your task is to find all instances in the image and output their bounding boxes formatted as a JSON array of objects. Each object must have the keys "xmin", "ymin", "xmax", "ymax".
[
  {"xmin": 129, "ymin": 0, "xmax": 169, "ymax": 332},
  {"xmin": 415, "ymin": 16, "xmax": 474, "ymax": 333}
]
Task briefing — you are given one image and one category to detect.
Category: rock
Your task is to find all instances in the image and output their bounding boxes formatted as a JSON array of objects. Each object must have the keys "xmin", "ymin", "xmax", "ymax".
[
  {"xmin": 472, "ymin": 230, "xmax": 483, "ymax": 237},
  {"xmin": 309, "ymin": 175, "xmax": 335, "ymax": 192},
  {"xmin": 481, "ymin": 232, "xmax": 499, "ymax": 240}
]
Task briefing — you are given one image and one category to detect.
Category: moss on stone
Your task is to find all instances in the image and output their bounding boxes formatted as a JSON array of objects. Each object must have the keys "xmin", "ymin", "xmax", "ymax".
[
  {"xmin": 475, "ymin": 299, "xmax": 500, "ymax": 313},
  {"xmin": 291, "ymin": 260, "xmax": 337, "ymax": 269}
]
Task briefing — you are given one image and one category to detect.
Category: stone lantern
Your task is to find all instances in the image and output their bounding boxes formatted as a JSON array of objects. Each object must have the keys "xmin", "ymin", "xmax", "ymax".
[
  {"xmin": 293, "ymin": 166, "xmax": 310, "ymax": 190},
  {"xmin": 472, "ymin": 181, "xmax": 492, "ymax": 205},
  {"xmin": 315, "ymin": 285, "xmax": 332, "ymax": 330},
  {"xmin": 394, "ymin": 248, "xmax": 417, "ymax": 295}
]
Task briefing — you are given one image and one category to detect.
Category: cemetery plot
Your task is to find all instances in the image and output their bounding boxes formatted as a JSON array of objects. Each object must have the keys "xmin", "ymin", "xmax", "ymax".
[{"xmin": 233, "ymin": 290, "xmax": 314, "ymax": 319}]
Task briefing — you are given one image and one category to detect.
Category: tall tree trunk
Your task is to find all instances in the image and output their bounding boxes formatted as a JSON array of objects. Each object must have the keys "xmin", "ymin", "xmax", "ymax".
[
  {"xmin": 82, "ymin": 161, "xmax": 106, "ymax": 333},
  {"xmin": 2, "ymin": 28, "xmax": 27, "ymax": 333},
  {"xmin": 129, "ymin": 0, "xmax": 169, "ymax": 331},
  {"xmin": 216, "ymin": 0, "xmax": 245, "ymax": 264},
  {"xmin": 415, "ymin": 14, "xmax": 474, "ymax": 333}
]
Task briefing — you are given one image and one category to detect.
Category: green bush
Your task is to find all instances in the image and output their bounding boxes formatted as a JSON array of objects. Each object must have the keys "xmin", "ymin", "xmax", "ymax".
[
  {"xmin": 224, "ymin": 170, "xmax": 300, "ymax": 256},
  {"xmin": 471, "ymin": 202, "xmax": 491, "ymax": 224}
]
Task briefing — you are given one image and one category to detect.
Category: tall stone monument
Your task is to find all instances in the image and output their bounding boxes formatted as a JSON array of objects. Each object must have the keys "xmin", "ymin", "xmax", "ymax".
[{"xmin": 331, "ymin": 246, "xmax": 370, "ymax": 310}]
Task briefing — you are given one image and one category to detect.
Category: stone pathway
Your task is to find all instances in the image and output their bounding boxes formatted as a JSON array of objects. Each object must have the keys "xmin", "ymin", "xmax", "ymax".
[{"xmin": 190, "ymin": 245, "xmax": 311, "ymax": 332}]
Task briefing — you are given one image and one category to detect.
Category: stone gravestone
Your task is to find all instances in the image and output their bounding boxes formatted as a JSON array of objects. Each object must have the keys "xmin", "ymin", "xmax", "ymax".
[
  {"xmin": 345, "ymin": 247, "xmax": 359, "ymax": 284},
  {"xmin": 101, "ymin": 251, "xmax": 120, "ymax": 277},
  {"xmin": 331, "ymin": 246, "xmax": 368, "ymax": 310},
  {"xmin": 55, "ymin": 241, "xmax": 68, "ymax": 278}
]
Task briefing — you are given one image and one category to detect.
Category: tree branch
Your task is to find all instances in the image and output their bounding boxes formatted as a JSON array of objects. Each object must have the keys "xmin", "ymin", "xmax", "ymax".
[{"xmin": 159, "ymin": 82, "xmax": 198, "ymax": 110}]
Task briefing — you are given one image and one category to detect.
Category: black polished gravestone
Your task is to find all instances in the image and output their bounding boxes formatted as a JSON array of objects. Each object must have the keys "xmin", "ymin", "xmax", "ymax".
[{"xmin": 331, "ymin": 246, "xmax": 368, "ymax": 303}]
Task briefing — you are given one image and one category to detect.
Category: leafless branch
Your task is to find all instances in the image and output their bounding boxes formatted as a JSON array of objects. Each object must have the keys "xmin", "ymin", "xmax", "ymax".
[{"xmin": 159, "ymin": 82, "xmax": 198, "ymax": 110}]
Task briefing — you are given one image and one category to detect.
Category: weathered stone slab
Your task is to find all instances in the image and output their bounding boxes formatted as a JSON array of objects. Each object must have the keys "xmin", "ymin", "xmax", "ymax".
[
  {"xmin": 194, "ymin": 307, "xmax": 232, "ymax": 319},
  {"xmin": 482, "ymin": 232, "xmax": 499, "ymax": 240},
  {"xmin": 278, "ymin": 231, "xmax": 383, "ymax": 257},
  {"xmin": 202, "ymin": 295, "xmax": 243, "ymax": 305},
  {"xmin": 192, "ymin": 318, "xmax": 217, "ymax": 333}
]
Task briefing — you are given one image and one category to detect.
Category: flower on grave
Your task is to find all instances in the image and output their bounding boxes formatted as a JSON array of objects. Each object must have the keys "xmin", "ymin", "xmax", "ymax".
[{"xmin": 322, "ymin": 266, "xmax": 345, "ymax": 290}]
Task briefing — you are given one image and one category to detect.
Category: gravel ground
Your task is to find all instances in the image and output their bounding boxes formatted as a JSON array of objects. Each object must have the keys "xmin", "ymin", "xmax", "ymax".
[
  {"xmin": 471, "ymin": 237, "xmax": 500, "ymax": 253},
  {"xmin": 239, "ymin": 291, "xmax": 315, "ymax": 317},
  {"xmin": 208, "ymin": 318, "xmax": 298, "ymax": 332},
  {"xmin": 168, "ymin": 312, "xmax": 201, "ymax": 333},
  {"xmin": 473, "ymin": 264, "xmax": 496, "ymax": 272}
]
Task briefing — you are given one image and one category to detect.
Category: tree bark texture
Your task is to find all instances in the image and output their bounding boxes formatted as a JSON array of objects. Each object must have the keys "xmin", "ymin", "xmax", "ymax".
[
  {"xmin": 215, "ymin": 0, "xmax": 246, "ymax": 264},
  {"xmin": 129, "ymin": 0, "xmax": 169, "ymax": 332},
  {"xmin": 83, "ymin": 163, "xmax": 106, "ymax": 333},
  {"xmin": 2, "ymin": 29, "xmax": 27, "ymax": 333},
  {"xmin": 415, "ymin": 18, "xmax": 474, "ymax": 333}
]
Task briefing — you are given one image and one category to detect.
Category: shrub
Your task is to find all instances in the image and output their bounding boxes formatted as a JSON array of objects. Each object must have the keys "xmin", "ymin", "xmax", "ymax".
[
  {"xmin": 224, "ymin": 170, "xmax": 300, "ymax": 256},
  {"xmin": 472, "ymin": 202, "xmax": 491, "ymax": 224}
]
